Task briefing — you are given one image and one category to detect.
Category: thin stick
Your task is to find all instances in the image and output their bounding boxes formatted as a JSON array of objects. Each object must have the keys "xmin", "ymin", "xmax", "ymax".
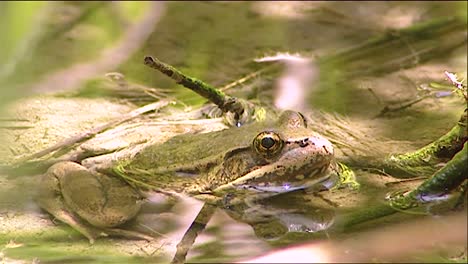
[
  {"xmin": 13, "ymin": 100, "xmax": 170, "ymax": 164},
  {"xmin": 144, "ymin": 56, "xmax": 245, "ymax": 119},
  {"xmin": 376, "ymin": 93, "xmax": 432, "ymax": 117},
  {"xmin": 171, "ymin": 203, "xmax": 217, "ymax": 264},
  {"xmin": 0, "ymin": 126, "xmax": 34, "ymax": 130},
  {"xmin": 220, "ymin": 64, "xmax": 276, "ymax": 92},
  {"xmin": 384, "ymin": 176, "xmax": 427, "ymax": 187}
]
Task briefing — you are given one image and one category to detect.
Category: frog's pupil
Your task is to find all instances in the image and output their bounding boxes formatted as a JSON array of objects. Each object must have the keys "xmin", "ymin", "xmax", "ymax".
[{"xmin": 261, "ymin": 137, "xmax": 275, "ymax": 149}]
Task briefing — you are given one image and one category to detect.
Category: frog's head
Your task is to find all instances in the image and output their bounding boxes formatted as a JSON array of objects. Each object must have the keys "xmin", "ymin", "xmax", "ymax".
[{"xmin": 214, "ymin": 110, "xmax": 336, "ymax": 194}]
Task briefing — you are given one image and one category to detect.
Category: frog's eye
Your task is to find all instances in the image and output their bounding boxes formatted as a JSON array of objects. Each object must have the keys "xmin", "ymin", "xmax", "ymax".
[{"xmin": 253, "ymin": 131, "xmax": 284, "ymax": 156}]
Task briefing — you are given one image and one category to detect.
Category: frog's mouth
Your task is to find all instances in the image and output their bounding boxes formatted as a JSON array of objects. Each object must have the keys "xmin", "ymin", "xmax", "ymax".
[
  {"xmin": 214, "ymin": 145, "xmax": 335, "ymax": 194},
  {"xmin": 214, "ymin": 162, "xmax": 333, "ymax": 194},
  {"xmin": 238, "ymin": 160, "xmax": 334, "ymax": 193},
  {"xmin": 248, "ymin": 163, "xmax": 333, "ymax": 193}
]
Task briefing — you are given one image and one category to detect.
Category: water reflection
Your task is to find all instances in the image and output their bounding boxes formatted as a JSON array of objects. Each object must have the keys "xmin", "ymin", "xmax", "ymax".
[
  {"xmin": 224, "ymin": 192, "xmax": 335, "ymax": 240},
  {"xmin": 130, "ymin": 191, "xmax": 336, "ymax": 263},
  {"xmin": 150, "ymin": 192, "xmax": 335, "ymax": 263}
]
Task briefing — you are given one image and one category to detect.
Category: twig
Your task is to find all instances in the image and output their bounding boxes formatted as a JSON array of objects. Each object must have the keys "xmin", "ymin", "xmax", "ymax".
[
  {"xmin": 0, "ymin": 118, "xmax": 30, "ymax": 122},
  {"xmin": 0, "ymin": 126, "xmax": 34, "ymax": 130},
  {"xmin": 376, "ymin": 93, "xmax": 432, "ymax": 117},
  {"xmin": 361, "ymin": 167, "xmax": 393, "ymax": 177},
  {"xmin": 385, "ymin": 176, "xmax": 427, "ymax": 187},
  {"xmin": 367, "ymin": 88, "xmax": 383, "ymax": 105},
  {"xmin": 144, "ymin": 56, "xmax": 246, "ymax": 121},
  {"xmin": 138, "ymin": 223, "xmax": 170, "ymax": 239},
  {"xmin": 0, "ymin": 118, "xmax": 33, "ymax": 129},
  {"xmin": 171, "ymin": 203, "xmax": 217, "ymax": 264},
  {"xmin": 377, "ymin": 70, "xmax": 467, "ymax": 118},
  {"xmin": 104, "ymin": 72, "xmax": 172, "ymax": 103},
  {"xmin": 220, "ymin": 64, "xmax": 276, "ymax": 92},
  {"xmin": 12, "ymin": 100, "xmax": 170, "ymax": 164}
]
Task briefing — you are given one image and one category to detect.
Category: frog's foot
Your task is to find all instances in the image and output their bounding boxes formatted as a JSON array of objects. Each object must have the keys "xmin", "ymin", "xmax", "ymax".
[
  {"xmin": 103, "ymin": 227, "xmax": 154, "ymax": 241},
  {"xmin": 45, "ymin": 205, "xmax": 105, "ymax": 244},
  {"xmin": 36, "ymin": 161, "xmax": 143, "ymax": 243}
]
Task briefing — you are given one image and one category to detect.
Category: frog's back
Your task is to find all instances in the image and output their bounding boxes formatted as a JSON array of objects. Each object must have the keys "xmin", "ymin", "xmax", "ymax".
[{"xmin": 124, "ymin": 120, "xmax": 276, "ymax": 172}]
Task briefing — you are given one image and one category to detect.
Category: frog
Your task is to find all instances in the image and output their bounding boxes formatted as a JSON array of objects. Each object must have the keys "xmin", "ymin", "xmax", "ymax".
[{"xmin": 36, "ymin": 110, "xmax": 338, "ymax": 243}]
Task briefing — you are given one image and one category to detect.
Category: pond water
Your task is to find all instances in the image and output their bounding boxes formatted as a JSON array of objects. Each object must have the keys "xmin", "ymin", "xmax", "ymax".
[{"xmin": 0, "ymin": 1, "xmax": 466, "ymax": 263}]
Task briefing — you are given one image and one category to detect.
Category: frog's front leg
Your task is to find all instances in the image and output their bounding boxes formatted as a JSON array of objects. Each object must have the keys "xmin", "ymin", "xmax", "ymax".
[{"xmin": 36, "ymin": 161, "xmax": 149, "ymax": 243}]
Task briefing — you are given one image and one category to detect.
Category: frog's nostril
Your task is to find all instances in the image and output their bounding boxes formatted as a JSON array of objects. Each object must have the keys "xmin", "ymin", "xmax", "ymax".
[{"xmin": 298, "ymin": 138, "xmax": 309, "ymax": 147}]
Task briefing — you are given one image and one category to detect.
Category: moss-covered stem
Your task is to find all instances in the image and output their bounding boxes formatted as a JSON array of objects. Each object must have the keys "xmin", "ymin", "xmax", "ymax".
[
  {"xmin": 144, "ymin": 56, "xmax": 245, "ymax": 121},
  {"xmin": 383, "ymin": 109, "xmax": 467, "ymax": 176},
  {"xmin": 341, "ymin": 141, "xmax": 467, "ymax": 229},
  {"xmin": 409, "ymin": 141, "xmax": 467, "ymax": 200},
  {"xmin": 339, "ymin": 203, "xmax": 398, "ymax": 230}
]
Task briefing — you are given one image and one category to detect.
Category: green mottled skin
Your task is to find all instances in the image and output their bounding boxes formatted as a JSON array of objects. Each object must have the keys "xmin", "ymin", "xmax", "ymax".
[
  {"xmin": 114, "ymin": 111, "xmax": 336, "ymax": 197},
  {"xmin": 37, "ymin": 110, "xmax": 337, "ymax": 242}
]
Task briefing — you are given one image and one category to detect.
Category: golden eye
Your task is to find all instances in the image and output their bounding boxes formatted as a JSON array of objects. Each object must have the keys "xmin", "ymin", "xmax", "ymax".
[{"xmin": 253, "ymin": 131, "xmax": 283, "ymax": 156}]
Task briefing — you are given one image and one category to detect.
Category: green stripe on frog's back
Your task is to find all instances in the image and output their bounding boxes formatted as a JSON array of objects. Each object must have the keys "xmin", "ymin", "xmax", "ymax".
[{"xmin": 123, "ymin": 120, "xmax": 275, "ymax": 172}]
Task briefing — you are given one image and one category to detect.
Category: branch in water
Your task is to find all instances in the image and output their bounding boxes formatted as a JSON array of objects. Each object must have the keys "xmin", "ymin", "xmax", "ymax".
[
  {"xmin": 383, "ymin": 109, "xmax": 467, "ymax": 176},
  {"xmin": 144, "ymin": 56, "xmax": 247, "ymax": 123}
]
